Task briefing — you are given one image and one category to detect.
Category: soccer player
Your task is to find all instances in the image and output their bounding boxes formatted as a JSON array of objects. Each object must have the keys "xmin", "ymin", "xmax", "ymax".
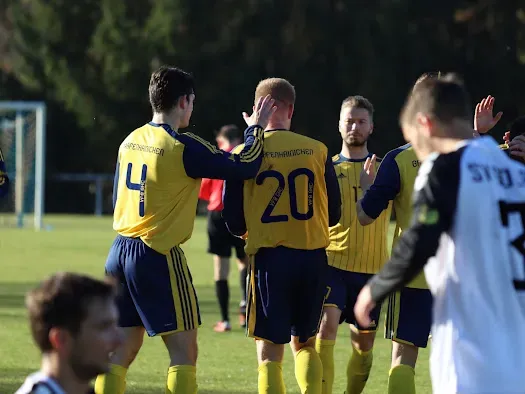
[
  {"xmin": 223, "ymin": 78, "xmax": 341, "ymax": 394},
  {"xmin": 315, "ymin": 95, "xmax": 392, "ymax": 394},
  {"xmin": 0, "ymin": 146, "xmax": 9, "ymax": 198},
  {"xmin": 94, "ymin": 66, "xmax": 275, "ymax": 394},
  {"xmin": 355, "ymin": 73, "xmax": 438, "ymax": 394},
  {"xmin": 199, "ymin": 124, "xmax": 249, "ymax": 331},
  {"xmin": 15, "ymin": 273, "xmax": 122, "ymax": 394},
  {"xmin": 354, "ymin": 73, "xmax": 525, "ymax": 394}
]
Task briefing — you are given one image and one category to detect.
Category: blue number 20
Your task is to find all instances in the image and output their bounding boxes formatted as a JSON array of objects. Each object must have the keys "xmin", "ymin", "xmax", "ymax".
[
  {"xmin": 126, "ymin": 163, "xmax": 148, "ymax": 217},
  {"xmin": 256, "ymin": 168, "xmax": 315, "ymax": 223}
]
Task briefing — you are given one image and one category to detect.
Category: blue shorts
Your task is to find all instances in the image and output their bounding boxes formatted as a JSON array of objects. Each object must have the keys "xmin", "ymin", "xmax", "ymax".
[
  {"xmin": 385, "ymin": 287, "xmax": 433, "ymax": 348},
  {"xmin": 324, "ymin": 266, "xmax": 382, "ymax": 331},
  {"xmin": 246, "ymin": 246, "xmax": 329, "ymax": 344},
  {"xmin": 105, "ymin": 235, "xmax": 201, "ymax": 337}
]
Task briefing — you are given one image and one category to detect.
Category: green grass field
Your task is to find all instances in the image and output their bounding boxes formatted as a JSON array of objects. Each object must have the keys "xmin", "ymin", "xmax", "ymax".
[{"xmin": 0, "ymin": 215, "xmax": 431, "ymax": 393}]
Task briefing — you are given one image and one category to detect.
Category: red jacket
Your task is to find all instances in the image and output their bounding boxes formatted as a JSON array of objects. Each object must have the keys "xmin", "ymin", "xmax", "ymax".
[{"xmin": 199, "ymin": 145, "xmax": 233, "ymax": 211}]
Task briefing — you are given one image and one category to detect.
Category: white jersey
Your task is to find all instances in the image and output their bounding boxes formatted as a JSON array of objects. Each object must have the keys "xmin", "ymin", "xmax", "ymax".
[
  {"xmin": 421, "ymin": 137, "xmax": 525, "ymax": 393},
  {"xmin": 15, "ymin": 372, "xmax": 66, "ymax": 394}
]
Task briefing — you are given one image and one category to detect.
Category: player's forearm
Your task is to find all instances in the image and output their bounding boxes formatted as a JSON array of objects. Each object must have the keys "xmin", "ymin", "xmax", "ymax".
[
  {"xmin": 368, "ymin": 222, "xmax": 442, "ymax": 303},
  {"xmin": 356, "ymin": 200, "xmax": 375, "ymax": 226},
  {"xmin": 0, "ymin": 150, "xmax": 9, "ymax": 198},
  {"xmin": 183, "ymin": 125, "xmax": 264, "ymax": 180},
  {"xmin": 325, "ymin": 159, "xmax": 342, "ymax": 226},
  {"xmin": 222, "ymin": 180, "xmax": 247, "ymax": 236}
]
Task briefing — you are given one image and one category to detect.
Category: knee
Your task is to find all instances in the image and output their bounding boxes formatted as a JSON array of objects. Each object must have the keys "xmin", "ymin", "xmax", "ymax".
[
  {"xmin": 351, "ymin": 331, "xmax": 375, "ymax": 353},
  {"xmin": 391, "ymin": 341, "xmax": 419, "ymax": 369},
  {"xmin": 112, "ymin": 336, "xmax": 143, "ymax": 367},
  {"xmin": 164, "ymin": 331, "xmax": 198, "ymax": 366},
  {"xmin": 317, "ymin": 312, "xmax": 339, "ymax": 340},
  {"xmin": 290, "ymin": 336, "xmax": 316, "ymax": 355}
]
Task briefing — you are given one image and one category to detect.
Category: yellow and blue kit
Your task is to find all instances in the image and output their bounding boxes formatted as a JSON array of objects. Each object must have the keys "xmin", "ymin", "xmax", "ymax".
[
  {"xmin": 325, "ymin": 153, "xmax": 392, "ymax": 331},
  {"xmin": 360, "ymin": 143, "xmax": 432, "ymax": 348},
  {"xmin": 106, "ymin": 122, "xmax": 264, "ymax": 336},
  {"xmin": 223, "ymin": 130, "xmax": 341, "ymax": 344}
]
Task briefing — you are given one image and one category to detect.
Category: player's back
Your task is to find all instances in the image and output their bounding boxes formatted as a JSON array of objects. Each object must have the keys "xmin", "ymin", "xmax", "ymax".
[
  {"xmin": 113, "ymin": 122, "xmax": 200, "ymax": 254},
  {"xmin": 242, "ymin": 130, "xmax": 329, "ymax": 255},
  {"xmin": 423, "ymin": 137, "xmax": 525, "ymax": 393}
]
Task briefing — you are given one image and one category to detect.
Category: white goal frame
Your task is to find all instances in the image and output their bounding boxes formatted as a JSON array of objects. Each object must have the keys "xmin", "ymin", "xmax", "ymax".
[{"xmin": 0, "ymin": 101, "xmax": 46, "ymax": 230}]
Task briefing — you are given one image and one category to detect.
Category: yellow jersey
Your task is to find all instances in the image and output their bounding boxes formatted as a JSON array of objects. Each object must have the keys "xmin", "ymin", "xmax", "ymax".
[
  {"xmin": 222, "ymin": 130, "xmax": 341, "ymax": 255},
  {"xmin": 327, "ymin": 153, "xmax": 392, "ymax": 273},
  {"xmin": 360, "ymin": 144, "xmax": 427, "ymax": 288},
  {"xmin": 113, "ymin": 122, "xmax": 264, "ymax": 255}
]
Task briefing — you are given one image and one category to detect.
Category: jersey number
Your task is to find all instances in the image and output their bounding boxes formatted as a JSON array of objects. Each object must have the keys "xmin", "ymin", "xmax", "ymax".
[
  {"xmin": 126, "ymin": 163, "xmax": 148, "ymax": 217},
  {"xmin": 256, "ymin": 168, "xmax": 315, "ymax": 223},
  {"xmin": 499, "ymin": 200, "xmax": 525, "ymax": 290}
]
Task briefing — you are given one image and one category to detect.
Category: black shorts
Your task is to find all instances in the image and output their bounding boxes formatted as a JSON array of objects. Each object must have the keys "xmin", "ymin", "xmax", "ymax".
[{"xmin": 207, "ymin": 210, "xmax": 246, "ymax": 259}]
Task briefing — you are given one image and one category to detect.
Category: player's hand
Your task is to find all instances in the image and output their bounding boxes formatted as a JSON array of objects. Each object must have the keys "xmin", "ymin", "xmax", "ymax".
[
  {"xmin": 360, "ymin": 154, "xmax": 377, "ymax": 193},
  {"xmin": 508, "ymin": 135, "xmax": 525, "ymax": 158},
  {"xmin": 474, "ymin": 95, "xmax": 503, "ymax": 134},
  {"xmin": 354, "ymin": 284, "xmax": 376, "ymax": 328},
  {"xmin": 503, "ymin": 131, "xmax": 511, "ymax": 145},
  {"xmin": 242, "ymin": 95, "xmax": 277, "ymax": 129}
]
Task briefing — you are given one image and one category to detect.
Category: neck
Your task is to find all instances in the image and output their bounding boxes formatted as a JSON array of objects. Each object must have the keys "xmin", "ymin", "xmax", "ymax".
[
  {"xmin": 41, "ymin": 354, "xmax": 90, "ymax": 394},
  {"xmin": 151, "ymin": 112, "xmax": 181, "ymax": 132},
  {"xmin": 340, "ymin": 143, "xmax": 369, "ymax": 160},
  {"xmin": 266, "ymin": 121, "xmax": 290, "ymax": 131}
]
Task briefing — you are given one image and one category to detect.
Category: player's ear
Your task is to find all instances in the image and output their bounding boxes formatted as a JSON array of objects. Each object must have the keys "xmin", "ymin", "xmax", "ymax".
[
  {"xmin": 415, "ymin": 112, "xmax": 432, "ymax": 137},
  {"xmin": 369, "ymin": 122, "xmax": 374, "ymax": 135},
  {"xmin": 288, "ymin": 104, "xmax": 294, "ymax": 120},
  {"xmin": 49, "ymin": 327, "xmax": 70, "ymax": 352}
]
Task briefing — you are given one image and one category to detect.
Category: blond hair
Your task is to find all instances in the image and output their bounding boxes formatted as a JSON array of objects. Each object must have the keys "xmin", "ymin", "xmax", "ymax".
[{"xmin": 255, "ymin": 78, "xmax": 296, "ymax": 105}]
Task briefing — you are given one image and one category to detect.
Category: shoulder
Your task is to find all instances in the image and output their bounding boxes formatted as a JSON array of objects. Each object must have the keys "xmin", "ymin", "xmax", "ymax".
[
  {"xmin": 178, "ymin": 132, "xmax": 221, "ymax": 154},
  {"xmin": 414, "ymin": 147, "xmax": 465, "ymax": 193},
  {"xmin": 231, "ymin": 143, "xmax": 245, "ymax": 154},
  {"xmin": 15, "ymin": 373, "xmax": 61, "ymax": 394}
]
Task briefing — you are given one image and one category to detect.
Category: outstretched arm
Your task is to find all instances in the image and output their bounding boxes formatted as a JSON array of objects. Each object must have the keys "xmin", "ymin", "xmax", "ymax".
[{"xmin": 0, "ymin": 147, "xmax": 9, "ymax": 198}]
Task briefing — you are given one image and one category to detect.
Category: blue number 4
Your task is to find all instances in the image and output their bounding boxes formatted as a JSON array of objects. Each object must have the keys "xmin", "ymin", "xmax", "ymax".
[
  {"xmin": 256, "ymin": 168, "xmax": 315, "ymax": 223},
  {"xmin": 126, "ymin": 163, "xmax": 148, "ymax": 217}
]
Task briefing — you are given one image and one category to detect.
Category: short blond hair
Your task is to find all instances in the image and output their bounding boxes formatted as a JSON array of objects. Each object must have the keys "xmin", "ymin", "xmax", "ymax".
[
  {"xmin": 255, "ymin": 78, "xmax": 296, "ymax": 105},
  {"xmin": 340, "ymin": 95, "xmax": 374, "ymax": 118}
]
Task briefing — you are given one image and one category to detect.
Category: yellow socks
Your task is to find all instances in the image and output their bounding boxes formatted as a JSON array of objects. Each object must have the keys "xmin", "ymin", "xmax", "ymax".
[
  {"xmin": 94, "ymin": 364, "xmax": 127, "ymax": 394},
  {"xmin": 346, "ymin": 346, "xmax": 373, "ymax": 394},
  {"xmin": 166, "ymin": 365, "xmax": 197, "ymax": 394},
  {"xmin": 258, "ymin": 361, "xmax": 286, "ymax": 394},
  {"xmin": 388, "ymin": 365, "xmax": 415, "ymax": 394},
  {"xmin": 295, "ymin": 347, "xmax": 323, "ymax": 394},
  {"xmin": 315, "ymin": 338, "xmax": 335, "ymax": 394}
]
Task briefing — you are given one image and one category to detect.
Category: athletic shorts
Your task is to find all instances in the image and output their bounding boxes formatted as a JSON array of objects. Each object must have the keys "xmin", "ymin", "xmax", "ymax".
[
  {"xmin": 324, "ymin": 266, "xmax": 382, "ymax": 332},
  {"xmin": 246, "ymin": 246, "xmax": 328, "ymax": 344},
  {"xmin": 385, "ymin": 287, "xmax": 433, "ymax": 348},
  {"xmin": 105, "ymin": 235, "xmax": 201, "ymax": 336},
  {"xmin": 207, "ymin": 210, "xmax": 246, "ymax": 259}
]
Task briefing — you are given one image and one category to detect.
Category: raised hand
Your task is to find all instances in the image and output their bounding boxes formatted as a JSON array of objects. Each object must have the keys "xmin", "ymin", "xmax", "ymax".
[
  {"xmin": 474, "ymin": 95, "xmax": 503, "ymax": 134},
  {"xmin": 360, "ymin": 154, "xmax": 377, "ymax": 193},
  {"xmin": 242, "ymin": 95, "xmax": 277, "ymax": 129}
]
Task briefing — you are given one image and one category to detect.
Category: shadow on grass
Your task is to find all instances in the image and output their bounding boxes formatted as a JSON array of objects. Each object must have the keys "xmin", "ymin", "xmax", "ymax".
[{"xmin": 0, "ymin": 366, "xmax": 36, "ymax": 393}]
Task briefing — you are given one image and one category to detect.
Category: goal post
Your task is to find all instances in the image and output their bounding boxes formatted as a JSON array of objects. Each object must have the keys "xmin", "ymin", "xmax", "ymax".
[{"xmin": 0, "ymin": 101, "xmax": 46, "ymax": 230}]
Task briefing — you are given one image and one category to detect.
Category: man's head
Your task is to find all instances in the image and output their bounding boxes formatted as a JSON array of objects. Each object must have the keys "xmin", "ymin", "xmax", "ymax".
[
  {"xmin": 339, "ymin": 96, "xmax": 374, "ymax": 148},
  {"xmin": 149, "ymin": 66, "xmax": 195, "ymax": 128},
  {"xmin": 254, "ymin": 78, "xmax": 295, "ymax": 128},
  {"xmin": 400, "ymin": 73, "xmax": 473, "ymax": 160},
  {"xmin": 26, "ymin": 273, "xmax": 122, "ymax": 381},
  {"xmin": 413, "ymin": 71, "xmax": 442, "ymax": 90},
  {"xmin": 215, "ymin": 124, "xmax": 241, "ymax": 150}
]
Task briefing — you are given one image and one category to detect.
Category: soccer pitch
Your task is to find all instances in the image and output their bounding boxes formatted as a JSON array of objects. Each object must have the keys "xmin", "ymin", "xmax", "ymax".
[{"xmin": 0, "ymin": 215, "xmax": 431, "ymax": 393}]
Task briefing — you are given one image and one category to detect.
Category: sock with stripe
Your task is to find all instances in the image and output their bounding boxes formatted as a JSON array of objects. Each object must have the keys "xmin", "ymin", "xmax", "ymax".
[
  {"xmin": 258, "ymin": 361, "xmax": 286, "ymax": 394},
  {"xmin": 215, "ymin": 279, "xmax": 229, "ymax": 322},
  {"xmin": 295, "ymin": 346, "xmax": 323, "ymax": 394},
  {"xmin": 94, "ymin": 363, "xmax": 127, "ymax": 394},
  {"xmin": 166, "ymin": 365, "xmax": 197, "ymax": 394},
  {"xmin": 346, "ymin": 345, "xmax": 373, "ymax": 394},
  {"xmin": 315, "ymin": 338, "xmax": 335, "ymax": 394},
  {"xmin": 388, "ymin": 364, "xmax": 415, "ymax": 394}
]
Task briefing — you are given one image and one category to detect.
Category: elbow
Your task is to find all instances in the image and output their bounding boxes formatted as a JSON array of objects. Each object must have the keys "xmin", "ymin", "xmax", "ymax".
[
  {"xmin": 225, "ymin": 221, "xmax": 247, "ymax": 237},
  {"xmin": 237, "ymin": 158, "xmax": 262, "ymax": 180}
]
